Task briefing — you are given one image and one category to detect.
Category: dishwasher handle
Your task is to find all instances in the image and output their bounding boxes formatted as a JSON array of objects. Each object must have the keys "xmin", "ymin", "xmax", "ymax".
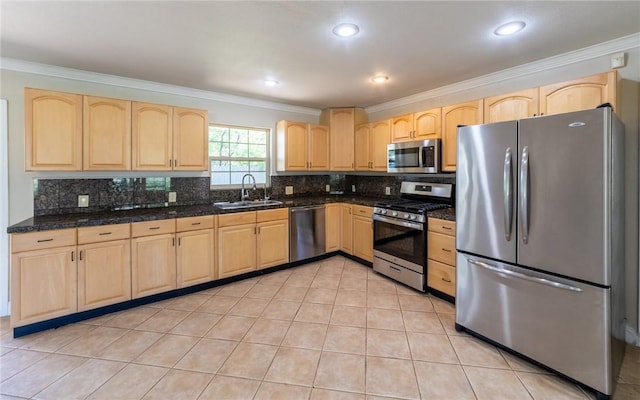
[{"xmin": 290, "ymin": 205, "xmax": 325, "ymax": 212}]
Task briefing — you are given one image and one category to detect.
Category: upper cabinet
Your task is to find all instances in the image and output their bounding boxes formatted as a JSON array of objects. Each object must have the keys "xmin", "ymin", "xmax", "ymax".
[
  {"xmin": 442, "ymin": 100, "xmax": 483, "ymax": 172},
  {"xmin": 172, "ymin": 107, "xmax": 209, "ymax": 170},
  {"xmin": 391, "ymin": 108, "xmax": 441, "ymax": 143},
  {"xmin": 320, "ymin": 107, "xmax": 367, "ymax": 171},
  {"xmin": 355, "ymin": 120, "xmax": 390, "ymax": 171},
  {"xmin": 83, "ymin": 96, "xmax": 132, "ymax": 170},
  {"xmin": 484, "ymin": 88, "xmax": 539, "ymax": 123},
  {"xmin": 25, "ymin": 88, "xmax": 83, "ymax": 171},
  {"xmin": 540, "ymin": 71, "xmax": 617, "ymax": 116},
  {"xmin": 276, "ymin": 121, "xmax": 329, "ymax": 171}
]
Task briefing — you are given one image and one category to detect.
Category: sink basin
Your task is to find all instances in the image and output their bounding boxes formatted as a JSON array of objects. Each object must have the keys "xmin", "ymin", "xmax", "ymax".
[{"xmin": 213, "ymin": 200, "xmax": 283, "ymax": 210}]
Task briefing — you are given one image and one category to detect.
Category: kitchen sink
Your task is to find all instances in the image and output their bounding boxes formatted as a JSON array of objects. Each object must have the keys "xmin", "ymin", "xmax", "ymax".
[{"xmin": 213, "ymin": 199, "xmax": 283, "ymax": 210}]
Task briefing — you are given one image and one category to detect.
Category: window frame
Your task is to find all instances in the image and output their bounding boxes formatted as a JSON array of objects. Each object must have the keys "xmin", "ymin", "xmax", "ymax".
[{"xmin": 208, "ymin": 123, "xmax": 271, "ymax": 189}]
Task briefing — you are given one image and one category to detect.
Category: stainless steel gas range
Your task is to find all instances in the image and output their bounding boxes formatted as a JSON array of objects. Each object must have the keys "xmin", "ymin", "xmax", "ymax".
[{"xmin": 372, "ymin": 182, "xmax": 454, "ymax": 292}]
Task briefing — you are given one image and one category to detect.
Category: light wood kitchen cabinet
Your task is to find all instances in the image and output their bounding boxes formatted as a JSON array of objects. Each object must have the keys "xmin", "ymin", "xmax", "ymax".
[
  {"xmin": 441, "ymin": 100, "xmax": 483, "ymax": 172},
  {"xmin": 325, "ymin": 203, "xmax": 341, "ymax": 252},
  {"xmin": 256, "ymin": 208, "xmax": 289, "ymax": 269},
  {"xmin": 320, "ymin": 107, "xmax": 367, "ymax": 171},
  {"xmin": 217, "ymin": 211, "xmax": 257, "ymax": 278},
  {"xmin": 355, "ymin": 120, "xmax": 390, "ymax": 171},
  {"xmin": 484, "ymin": 88, "xmax": 540, "ymax": 123},
  {"xmin": 352, "ymin": 205, "xmax": 373, "ymax": 262},
  {"xmin": 83, "ymin": 96, "xmax": 132, "ymax": 170},
  {"xmin": 427, "ymin": 218, "xmax": 456, "ymax": 297},
  {"xmin": 176, "ymin": 215, "xmax": 216, "ymax": 288},
  {"xmin": 132, "ymin": 103, "xmax": 208, "ymax": 171},
  {"xmin": 77, "ymin": 224, "xmax": 131, "ymax": 311},
  {"xmin": 391, "ymin": 108, "xmax": 441, "ymax": 142},
  {"xmin": 540, "ymin": 71, "xmax": 617, "ymax": 116},
  {"xmin": 10, "ymin": 228, "xmax": 78, "ymax": 327},
  {"xmin": 131, "ymin": 219, "xmax": 176, "ymax": 298},
  {"xmin": 340, "ymin": 204, "xmax": 353, "ymax": 254},
  {"xmin": 24, "ymin": 88, "xmax": 83, "ymax": 171},
  {"xmin": 276, "ymin": 121, "xmax": 329, "ymax": 171}
]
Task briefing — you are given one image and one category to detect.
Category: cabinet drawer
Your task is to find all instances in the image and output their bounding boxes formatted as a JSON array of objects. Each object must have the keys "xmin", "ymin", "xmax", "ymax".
[
  {"xmin": 428, "ymin": 218, "xmax": 455, "ymax": 236},
  {"xmin": 218, "ymin": 211, "xmax": 256, "ymax": 227},
  {"xmin": 11, "ymin": 229, "xmax": 77, "ymax": 253},
  {"xmin": 353, "ymin": 205, "xmax": 373, "ymax": 218},
  {"xmin": 131, "ymin": 219, "xmax": 175, "ymax": 237},
  {"xmin": 176, "ymin": 215, "xmax": 214, "ymax": 232},
  {"xmin": 428, "ymin": 260, "xmax": 456, "ymax": 297},
  {"xmin": 78, "ymin": 223, "xmax": 130, "ymax": 244},
  {"xmin": 428, "ymin": 231, "xmax": 456, "ymax": 266},
  {"xmin": 257, "ymin": 208, "xmax": 288, "ymax": 223}
]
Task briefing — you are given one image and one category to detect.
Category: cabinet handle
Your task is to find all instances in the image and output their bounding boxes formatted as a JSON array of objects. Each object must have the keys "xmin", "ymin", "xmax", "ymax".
[
  {"xmin": 174, "ymin": 159, "xmax": 177, "ymax": 167},
  {"xmin": 172, "ymin": 238, "xmax": 175, "ymax": 246},
  {"xmin": 441, "ymin": 226, "xmax": 452, "ymax": 231},
  {"xmin": 178, "ymin": 238, "xmax": 181, "ymax": 246},
  {"xmin": 442, "ymin": 277, "xmax": 452, "ymax": 283},
  {"xmin": 257, "ymin": 226, "xmax": 261, "ymax": 234},
  {"xmin": 79, "ymin": 250, "xmax": 83, "ymax": 261},
  {"xmin": 169, "ymin": 159, "xmax": 172, "ymax": 167},
  {"xmin": 149, "ymin": 227, "xmax": 160, "ymax": 230},
  {"xmin": 191, "ymin": 222, "xmax": 201, "ymax": 226},
  {"xmin": 98, "ymin": 232, "xmax": 112, "ymax": 236},
  {"xmin": 442, "ymin": 248, "xmax": 452, "ymax": 253},
  {"xmin": 37, "ymin": 238, "xmax": 53, "ymax": 243},
  {"xmin": 71, "ymin": 251, "xmax": 75, "ymax": 262}
]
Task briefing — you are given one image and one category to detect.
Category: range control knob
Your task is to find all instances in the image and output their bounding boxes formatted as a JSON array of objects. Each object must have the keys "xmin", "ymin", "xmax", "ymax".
[
  {"xmin": 404, "ymin": 213, "xmax": 410, "ymax": 219},
  {"xmin": 409, "ymin": 215, "xmax": 417, "ymax": 220},
  {"xmin": 380, "ymin": 209, "xmax": 387, "ymax": 214},
  {"xmin": 392, "ymin": 211, "xmax": 398, "ymax": 217}
]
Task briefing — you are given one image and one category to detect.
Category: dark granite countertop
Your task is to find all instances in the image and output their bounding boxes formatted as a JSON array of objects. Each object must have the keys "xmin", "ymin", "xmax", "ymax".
[
  {"xmin": 7, "ymin": 195, "xmax": 390, "ymax": 234},
  {"xmin": 427, "ymin": 207, "xmax": 456, "ymax": 222}
]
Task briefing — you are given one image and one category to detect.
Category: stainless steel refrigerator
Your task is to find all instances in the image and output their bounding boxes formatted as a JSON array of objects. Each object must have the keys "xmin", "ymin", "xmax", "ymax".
[{"xmin": 455, "ymin": 107, "xmax": 626, "ymax": 400}]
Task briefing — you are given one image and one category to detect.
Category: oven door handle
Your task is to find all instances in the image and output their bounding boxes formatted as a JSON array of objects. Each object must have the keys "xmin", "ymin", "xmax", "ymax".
[{"xmin": 373, "ymin": 215, "xmax": 424, "ymax": 231}]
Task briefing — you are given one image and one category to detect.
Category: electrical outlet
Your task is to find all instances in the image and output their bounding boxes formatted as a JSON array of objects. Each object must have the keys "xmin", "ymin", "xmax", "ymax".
[
  {"xmin": 168, "ymin": 192, "xmax": 177, "ymax": 202},
  {"xmin": 78, "ymin": 195, "xmax": 89, "ymax": 208},
  {"xmin": 285, "ymin": 186, "xmax": 294, "ymax": 195},
  {"xmin": 325, "ymin": 184, "xmax": 330, "ymax": 192},
  {"xmin": 351, "ymin": 185, "xmax": 356, "ymax": 192},
  {"xmin": 385, "ymin": 187, "xmax": 391, "ymax": 195}
]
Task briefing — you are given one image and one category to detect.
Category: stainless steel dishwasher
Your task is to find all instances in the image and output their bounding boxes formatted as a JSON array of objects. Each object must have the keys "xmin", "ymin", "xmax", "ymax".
[{"xmin": 289, "ymin": 205, "xmax": 326, "ymax": 262}]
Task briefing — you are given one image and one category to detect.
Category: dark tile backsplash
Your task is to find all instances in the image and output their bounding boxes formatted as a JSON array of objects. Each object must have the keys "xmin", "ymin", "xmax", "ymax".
[{"xmin": 33, "ymin": 173, "xmax": 456, "ymax": 215}]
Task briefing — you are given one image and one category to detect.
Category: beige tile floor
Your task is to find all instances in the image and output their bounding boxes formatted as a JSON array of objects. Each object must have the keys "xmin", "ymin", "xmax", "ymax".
[{"xmin": 1, "ymin": 255, "xmax": 638, "ymax": 400}]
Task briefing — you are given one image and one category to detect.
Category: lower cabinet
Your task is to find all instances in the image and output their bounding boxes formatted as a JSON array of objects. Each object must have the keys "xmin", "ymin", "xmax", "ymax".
[
  {"xmin": 352, "ymin": 205, "xmax": 373, "ymax": 262},
  {"xmin": 257, "ymin": 209, "xmax": 289, "ymax": 269},
  {"xmin": 10, "ymin": 228, "xmax": 78, "ymax": 327},
  {"xmin": 325, "ymin": 203, "xmax": 341, "ymax": 252},
  {"xmin": 340, "ymin": 204, "xmax": 353, "ymax": 254},
  {"xmin": 427, "ymin": 218, "xmax": 457, "ymax": 297},
  {"xmin": 77, "ymin": 223, "xmax": 131, "ymax": 311},
  {"xmin": 131, "ymin": 220, "xmax": 176, "ymax": 299},
  {"xmin": 176, "ymin": 216, "xmax": 216, "ymax": 288}
]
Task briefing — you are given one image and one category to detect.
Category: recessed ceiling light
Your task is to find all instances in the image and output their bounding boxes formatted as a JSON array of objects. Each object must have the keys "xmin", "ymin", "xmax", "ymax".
[
  {"xmin": 263, "ymin": 79, "xmax": 279, "ymax": 87},
  {"xmin": 332, "ymin": 23, "xmax": 359, "ymax": 38},
  {"xmin": 371, "ymin": 75, "xmax": 389, "ymax": 83},
  {"xmin": 494, "ymin": 21, "xmax": 526, "ymax": 36}
]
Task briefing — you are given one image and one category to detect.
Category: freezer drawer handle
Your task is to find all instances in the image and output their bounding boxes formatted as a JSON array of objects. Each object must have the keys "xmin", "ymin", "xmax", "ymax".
[
  {"xmin": 503, "ymin": 147, "xmax": 513, "ymax": 241},
  {"xmin": 466, "ymin": 258, "xmax": 582, "ymax": 292},
  {"xmin": 520, "ymin": 146, "xmax": 530, "ymax": 244}
]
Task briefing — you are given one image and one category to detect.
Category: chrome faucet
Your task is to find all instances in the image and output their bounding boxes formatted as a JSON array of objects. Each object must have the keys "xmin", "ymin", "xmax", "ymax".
[{"xmin": 241, "ymin": 173, "xmax": 257, "ymax": 202}]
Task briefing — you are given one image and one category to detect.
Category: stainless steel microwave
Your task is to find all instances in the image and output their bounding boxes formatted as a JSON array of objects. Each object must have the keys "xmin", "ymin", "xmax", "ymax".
[{"xmin": 387, "ymin": 139, "xmax": 441, "ymax": 173}]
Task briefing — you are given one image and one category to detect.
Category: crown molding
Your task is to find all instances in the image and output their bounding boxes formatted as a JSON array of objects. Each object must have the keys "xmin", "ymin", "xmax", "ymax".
[
  {"xmin": 0, "ymin": 58, "xmax": 321, "ymax": 116},
  {"xmin": 365, "ymin": 33, "xmax": 640, "ymax": 114}
]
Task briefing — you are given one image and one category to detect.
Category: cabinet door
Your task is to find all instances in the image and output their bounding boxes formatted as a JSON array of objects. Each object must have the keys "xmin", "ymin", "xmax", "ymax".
[
  {"xmin": 83, "ymin": 96, "xmax": 132, "ymax": 170},
  {"xmin": 308, "ymin": 124, "xmax": 330, "ymax": 170},
  {"xmin": 352, "ymin": 215, "xmax": 373, "ymax": 262},
  {"xmin": 173, "ymin": 107, "xmax": 208, "ymax": 170},
  {"xmin": 11, "ymin": 245, "xmax": 77, "ymax": 327},
  {"xmin": 217, "ymin": 224, "xmax": 256, "ymax": 278},
  {"xmin": 284, "ymin": 121, "xmax": 308, "ymax": 170},
  {"xmin": 325, "ymin": 204, "xmax": 341, "ymax": 252},
  {"xmin": 442, "ymin": 100, "xmax": 483, "ymax": 172},
  {"xmin": 24, "ymin": 88, "xmax": 82, "ymax": 171},
  {"xmin": 177, "ymin": 229, "xmax": 215, "ymax": 288},
  {"xmin": 329, "ymin": 108, "xmax": 355, "ymax": 170},
  {"xmin": 257, "ymin": 219, "xmax": 289, "ymax": 269},
  {"xmin": 78, "ymin": 239, "xmax": 131, "ymax": 311},
  {"xmin": 131, "ymin": 233, "xmax": 176, "ymax": 298},
  {"xmin": 132, "ymin": 102, "xmax": 173, "ymax": 170},
  {"xmin": 354, "ymin": 123, "xmax": 371, "ymax": 170},
  {"xmin": 484, "ymin": 89, "xmax": 539, "ymax": 123},
  {"xmin": 391, "ymin": 114, "xmax": 413, "ymax": 142},
  {"xmin": 414, "ymin": 108, "xmax": 441, "ymax": 139},
  {"xmin": 340, "ymin": 204, "xmax": 353, "ymax": 254},
  {"xmin": 540, "ymin": 71, "xmax": 616, "ymax": 116},
  {"xmin": 370, "ymin": 120, "xmax": 390, "ymax": 171}
]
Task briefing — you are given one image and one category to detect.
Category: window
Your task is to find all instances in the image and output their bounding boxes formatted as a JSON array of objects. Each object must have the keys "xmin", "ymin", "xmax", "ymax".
[{"xmin": 209, "ymin": 124, "xmax": 269, "ymax": 187}]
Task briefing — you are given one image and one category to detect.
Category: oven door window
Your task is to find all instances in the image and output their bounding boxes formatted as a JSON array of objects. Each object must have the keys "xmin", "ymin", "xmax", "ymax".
[
  {"xmin": 374, "ymin": 220, "xmax": 425, "ymax": 266},
  {"xmin": 389, "ymin": 147, "xmax": 420, "ymax": 168}
]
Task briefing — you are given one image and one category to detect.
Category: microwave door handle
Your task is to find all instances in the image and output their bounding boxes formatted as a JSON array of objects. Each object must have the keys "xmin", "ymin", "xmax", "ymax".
[
  {"xmin": 503, "ymin": 147, "xmax": 513, "ymax": 241},
  {"xmin": 419, "ymin": 146, "xmax": 424, "ymax": 168}
]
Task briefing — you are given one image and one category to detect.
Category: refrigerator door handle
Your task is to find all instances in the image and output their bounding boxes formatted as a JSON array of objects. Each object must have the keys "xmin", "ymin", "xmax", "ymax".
[
  {"xmin": 503, "ymin": 147, "xmax": 513, "ymax": 241},
  {"xmin": 466, "ymin": 258, "xmax": 583, "ymax": 292},
  {"xmin": 520, "ymin": 146, "xmax": 530, "ymax": 244}
]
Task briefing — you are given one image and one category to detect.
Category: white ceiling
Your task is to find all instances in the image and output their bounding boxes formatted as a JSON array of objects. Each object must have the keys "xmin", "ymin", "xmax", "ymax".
[{"xmin": 1, "ymin": 1, "xmax": 639, "ymax": 109}]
